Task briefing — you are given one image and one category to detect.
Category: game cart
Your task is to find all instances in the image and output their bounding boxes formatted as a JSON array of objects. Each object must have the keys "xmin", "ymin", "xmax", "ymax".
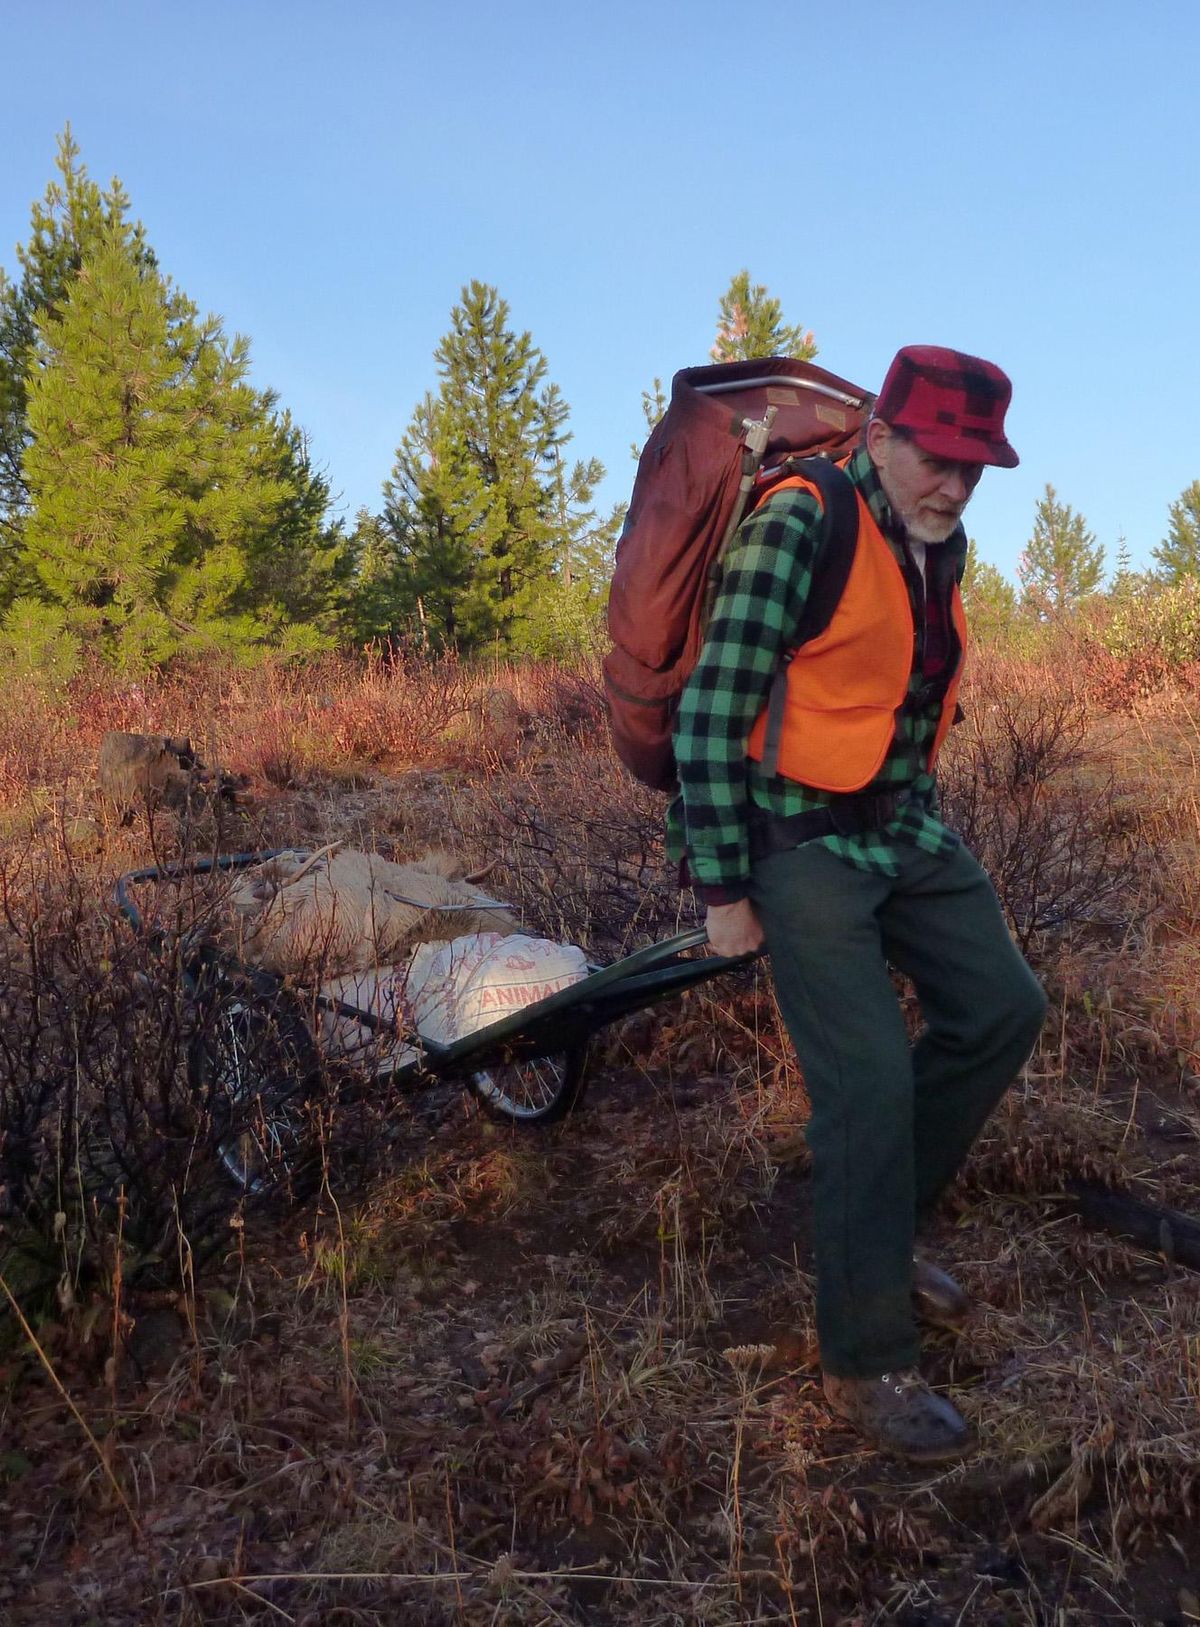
[{"xmin": 116, "ymin": 850, "xmax": 754, "ymax": 1193}]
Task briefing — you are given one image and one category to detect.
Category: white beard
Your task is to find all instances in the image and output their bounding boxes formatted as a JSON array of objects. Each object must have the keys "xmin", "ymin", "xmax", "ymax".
[{"xmin": 905, "ymin": 512, "xmax": 962, "ymax": 545}]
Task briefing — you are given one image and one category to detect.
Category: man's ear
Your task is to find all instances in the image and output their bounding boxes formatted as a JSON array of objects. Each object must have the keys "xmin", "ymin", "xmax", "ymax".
[{"xmin": 865, "ymin": 418, "xmax": 890, "ymax": 461}]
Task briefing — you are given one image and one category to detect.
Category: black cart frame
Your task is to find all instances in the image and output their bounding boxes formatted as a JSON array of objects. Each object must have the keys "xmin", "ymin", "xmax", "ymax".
[{"xmin": 116, "ymin": 850, "xmax": 752, "ymax": 1191}]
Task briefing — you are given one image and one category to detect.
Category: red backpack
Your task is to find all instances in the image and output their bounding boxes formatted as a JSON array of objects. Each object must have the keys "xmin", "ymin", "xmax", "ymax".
[{"xmin": 603, "ymin": 357, "xmax": 875, "ymax": 791}]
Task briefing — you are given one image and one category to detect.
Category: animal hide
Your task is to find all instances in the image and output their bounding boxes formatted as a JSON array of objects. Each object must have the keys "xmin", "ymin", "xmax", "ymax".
[{"xmin": 223, "ymin": 846, "xmax": 519, "ymax": 976}]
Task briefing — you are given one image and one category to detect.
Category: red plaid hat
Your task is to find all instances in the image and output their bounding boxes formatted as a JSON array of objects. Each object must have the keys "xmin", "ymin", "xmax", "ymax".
[{"xmin": 875, "ymin": 345, "xmax": 1018, "ymax": 468}]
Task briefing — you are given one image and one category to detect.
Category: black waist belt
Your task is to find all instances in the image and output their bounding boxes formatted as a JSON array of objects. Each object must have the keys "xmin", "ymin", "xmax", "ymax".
[{"xmin": 749, "ymin": 791, "xmax": 908, "ymax": 860}]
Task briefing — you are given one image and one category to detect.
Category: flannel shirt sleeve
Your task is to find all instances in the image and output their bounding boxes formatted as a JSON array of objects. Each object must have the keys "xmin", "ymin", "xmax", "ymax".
[{"xmin": 673, "ymin": 485, "xmax": 824, "ymax": 902}]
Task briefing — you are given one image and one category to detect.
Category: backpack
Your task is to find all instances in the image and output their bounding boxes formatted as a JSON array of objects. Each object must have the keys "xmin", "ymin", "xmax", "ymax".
[{"xmin": 604, "ymin": 356, "xmax": 875, "ymax": 791}]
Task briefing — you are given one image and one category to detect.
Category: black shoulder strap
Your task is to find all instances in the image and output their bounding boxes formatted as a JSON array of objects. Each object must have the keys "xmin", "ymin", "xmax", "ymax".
[
  {"xmin": 792, "ymin": 456, "xmax": 859, "ymax": 642},
  {"xmin": 760, "ymin": 457, "xmax": 860, "ymax": 779}
]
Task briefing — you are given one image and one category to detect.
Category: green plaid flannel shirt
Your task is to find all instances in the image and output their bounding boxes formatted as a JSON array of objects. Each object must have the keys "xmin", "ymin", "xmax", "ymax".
[{"xmin": 669, "ymin": 447, "xmax": 967, "ymax": 902}]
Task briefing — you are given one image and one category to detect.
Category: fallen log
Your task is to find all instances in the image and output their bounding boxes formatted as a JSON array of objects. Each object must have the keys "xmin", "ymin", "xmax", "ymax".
[{"xmin": 1068, "ymin": 1178, "xmax": 1200, "ymax": 1270}]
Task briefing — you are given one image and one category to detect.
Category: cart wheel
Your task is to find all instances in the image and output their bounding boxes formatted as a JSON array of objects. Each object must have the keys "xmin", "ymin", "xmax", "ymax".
[
  {"xmin": 190, "ymin": 989, "xmax": 321, "ymax": 1196},
  {"xmin": 468, "ymin": 1044, "xmax": 589, "ymax": 1125}
]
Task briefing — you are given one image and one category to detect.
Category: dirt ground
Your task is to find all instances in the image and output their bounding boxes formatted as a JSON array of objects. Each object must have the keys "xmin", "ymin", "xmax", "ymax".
[{"xmin": 2, "ymin": 660, "xmax": 1200, "ymax": 1625}]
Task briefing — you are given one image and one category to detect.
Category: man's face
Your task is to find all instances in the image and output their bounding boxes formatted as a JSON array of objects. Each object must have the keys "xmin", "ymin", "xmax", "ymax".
[{"xmin": 867, "ymin": 421, "xmax": 984, "ymax": 544}]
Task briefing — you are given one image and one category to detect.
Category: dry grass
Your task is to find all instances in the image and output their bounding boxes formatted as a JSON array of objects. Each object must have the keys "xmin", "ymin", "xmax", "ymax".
[{"xmin": 1, "ymin": 649, "xmax": 1199, "ymax": 1624}]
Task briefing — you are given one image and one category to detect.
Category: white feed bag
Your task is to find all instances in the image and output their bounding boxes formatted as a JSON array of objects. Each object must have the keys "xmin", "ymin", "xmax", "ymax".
[
  {"xmin": 318, "ymin": 966, "xmax": 421, "ymax": 1075},
  {"xmin": 404, "ymin": 932, "xmax": 590, "ymax": 1046}
]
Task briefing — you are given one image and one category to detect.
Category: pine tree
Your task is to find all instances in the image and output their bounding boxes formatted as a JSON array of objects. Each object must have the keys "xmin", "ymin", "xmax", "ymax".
[
  {"xmin": 1107, "ymin": 534, "xmax": 1156, "ymax": 603},
  {"xmin": 711, "ymin": 270, "xmax": 817, "ymax": 363},
  {"xmin": 240, "ymin": 410, "xmax": 350, "ymax": 653},
  {"xmin": 1153, "ymin": 480, "xmax": 1200, "ymax": 582},
  {"xmin": 631, "ymin": 376, "xmax": 667, "ymax": 460},
  {"xmin": 961, "ymin": 538, "xmax": 1019, "ymax": 641},
  {"xmin": 382, "ymin": 391, "xmax": 485, "ymax": 648},
  {"xmin": 547, "ymin": 448, "xmax": 621, "ymax": 595},
  {"xmin": 510, "ymin": 446, "xmax": 622, "ymax": 656},
  {"xmin": 344, "ymin": 507, "xmax": 409, "ymax": 648},
  {"xmin": 0, "ymin": 128, "xmax": 153, "ymax": 592},
  {"xmin": 1017, "ymin": 484, "xmax": 1105, "ymax": 619},
  {"xmin": 1107, "ymin": 535, "xmax": 1131, "ymax": 606},
  {"xmin": 14, "ymin": 224, "xmax": 337, "ymax": 671},
  {"xmin": 383, "ymin": 282, "xmax": 619, "ymax": 653}
]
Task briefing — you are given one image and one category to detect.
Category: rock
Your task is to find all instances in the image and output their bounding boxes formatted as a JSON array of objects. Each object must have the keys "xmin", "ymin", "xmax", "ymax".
[{"xmin": 97, "ymin": 732, "xmax": 243, "ymax": 820}]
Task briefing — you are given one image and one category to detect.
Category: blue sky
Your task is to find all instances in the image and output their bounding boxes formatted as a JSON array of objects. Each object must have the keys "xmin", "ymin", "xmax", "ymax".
[{"xmin": 3, "ymin": 0, "xmax": 1198, "ymax": 580}]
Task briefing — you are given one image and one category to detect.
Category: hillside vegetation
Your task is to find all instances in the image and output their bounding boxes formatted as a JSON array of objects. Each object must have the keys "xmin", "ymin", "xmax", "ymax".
[{"xmin": 0, "ymin": 648, "xmax": 1198, "ymax": 1625}]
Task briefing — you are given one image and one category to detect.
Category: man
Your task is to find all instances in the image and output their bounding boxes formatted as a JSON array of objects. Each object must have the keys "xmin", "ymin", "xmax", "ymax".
[{"xmin": 673, "ymin": 345, "xmax": 1047, "ymax": 1463}]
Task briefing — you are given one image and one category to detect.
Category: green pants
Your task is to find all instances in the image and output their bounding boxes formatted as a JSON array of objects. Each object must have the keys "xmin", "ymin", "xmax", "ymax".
[{"xmin": 748, "ymin": 840, "xmax": 1046, "ymax": 1378}]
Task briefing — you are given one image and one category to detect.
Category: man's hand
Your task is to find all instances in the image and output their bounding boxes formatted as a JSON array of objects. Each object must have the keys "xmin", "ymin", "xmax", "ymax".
[{"xmin": 706, "ymin": 898, "xmax": 766, "ymax": 957}]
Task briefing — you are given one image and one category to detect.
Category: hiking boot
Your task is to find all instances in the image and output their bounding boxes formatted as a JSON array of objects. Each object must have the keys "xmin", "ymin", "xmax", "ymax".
[
  {"xmin": 912, "ymin": 1254, "xmax": 970, "ymax": 1331},
  {"xmin": 823, "ymin": 1368, "xmax": 976, "ymax": 1463}
]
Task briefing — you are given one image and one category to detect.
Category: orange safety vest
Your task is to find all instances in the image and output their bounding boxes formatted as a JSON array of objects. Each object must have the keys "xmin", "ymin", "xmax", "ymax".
[{"xmin": 745, "ymin": 473, "xmax": 967, "ymax": 793}]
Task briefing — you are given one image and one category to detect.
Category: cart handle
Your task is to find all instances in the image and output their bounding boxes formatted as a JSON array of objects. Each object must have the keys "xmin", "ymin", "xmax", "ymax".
[
  {"xmin": 114, "ymin": 849, "xmax": 303, "ymax": 936},
  {"xmin": 432, "ymin": 928, "xmax": 759, "ymax": 1066}
]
